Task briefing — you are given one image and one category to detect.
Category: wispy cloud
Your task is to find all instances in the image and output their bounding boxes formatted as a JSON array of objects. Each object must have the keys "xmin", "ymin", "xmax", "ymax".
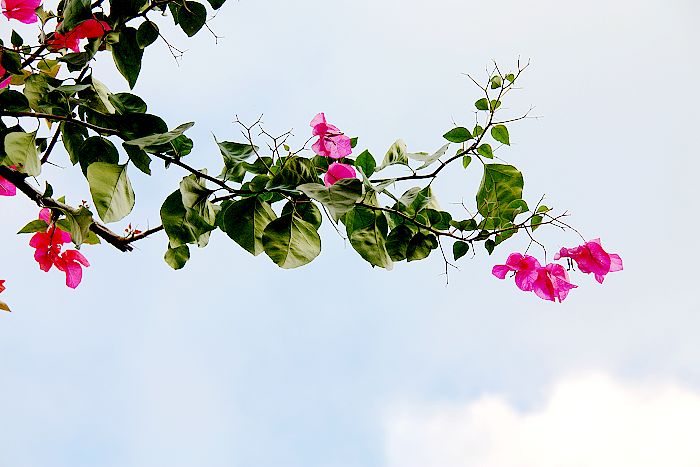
[{"xmin": 385, "ymin": 373, "xmax": 700, "ymax": 467}]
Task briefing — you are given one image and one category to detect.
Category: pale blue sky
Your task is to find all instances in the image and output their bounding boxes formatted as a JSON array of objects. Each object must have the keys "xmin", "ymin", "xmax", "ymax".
[{"xmin": 1, "ymin": 0, "xmax": 698, "ymax": 465}]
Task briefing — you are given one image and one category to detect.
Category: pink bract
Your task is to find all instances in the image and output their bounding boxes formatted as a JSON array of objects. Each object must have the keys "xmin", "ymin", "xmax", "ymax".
[
  {"xmin": 532, "ymin": 263, "xmax": 578, "ymax": 302},
  {"xmin": 1, "ymin": 0, "xmax": 41, "ymax": 24},
  {"xmin": 29, "ymin": 209, "xmax": 89, "ymax": 288},
  {"xmin": 48, "ymin": 19, "xmax": 112, "ymax": 53},
  {"xmin": 0, "ymin": 280, "xmax": 5, "ymax": 294},
  {"xmin": 310, "ymin": 112, "xmax": 352, "ymax": 159},
  {"xmin": 0, "ymin": 61, "xmax": 10, "ymax": 89},
  {"xmin": 55, "ymin": 249, "xmax": 90, "ymax": 289},
  {"xmin": 324, "ymin": 162, "xmax": 357, "ymax": 187},
  {"xmin": 0, "ymin": 175, "xmax": 16, "ymax": 196},
  {"xmin": 492, "ymin": 252, "xmax": 541, "ymax": 292},
  {"xmin": 554, "ymin": 238, "xmax": 623, "ymax": 284}
]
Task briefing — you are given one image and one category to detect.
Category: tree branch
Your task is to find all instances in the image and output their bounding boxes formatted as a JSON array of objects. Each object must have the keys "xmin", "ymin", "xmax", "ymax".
[
  {"xmin": 0, "ymin": 110, "xmax": 121, "ymax": 135},
  {"xmin": 0, "ymin": 166, "xmax": 136, "ymax": 252}
]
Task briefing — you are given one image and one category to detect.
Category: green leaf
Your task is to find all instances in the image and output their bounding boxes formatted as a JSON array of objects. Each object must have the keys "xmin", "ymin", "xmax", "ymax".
[
  {"xmin": 412, "ymin": 143, "xmax": 450, "ymax": 170},
  {"xmin": 78, "ymin": 136, "xmax": 119, "ymax": 175},
  {"xmin": 491, "ymin": 124, "xmax": 510, "ymax": 146},
  {"xmin": 81, "ymin": 78, "xmax": 117, "ymax": 114},
  {"xmin": 462, "ymin": 155, "xmax": 472, "ymax": 169},
  {"xmin": 136, "ymin": 20, "xmax": 159, "ymax": 48},
  {"xmin": 109, "ymin": 92, "xmax": 147, "ymax": 114},
  {"xmin": 406, "ymin": 232, "xmax": 438, "ymax": 262},
  {"xmin": 425, "ymin": 209, "xmax": 452, "ymax": 230},
  {"xmin": 114, "ymin": 113, "xmax": 168, "ymax": 140},
  {"xmin": 450, "ymin": 219, "xmax": 478, "ymax": 231},
  {"xmin": 453, "ymin": 241, "xmax": 470, "ymax": 260},
  {"xmin": 22, "ymin": 74, "xmax": 51, "ymax": 113},
  {"xmin": 124, "ymin": 144, "xmax": 151, "ymax": 175},
  {"xmin": 490, "ymin": 100, "xmax": 502, "ymax": 111},
  {"xmin": 109, "ymin": 0, "xmax": 149, "ymax": 22},
  {"xmin": 531, "ymin": 214, "xmax": 544, "ymax": 231},
  {"xmin": 443, "ymin": 127, "xmax": 472, "ymax": 143},
  {"xmin": 169, "ymin": 135, "xmax": 193, "ymax": 158},
  {"xmin": 0, "ymin": 49, "xmax": 22, "ymax": 75},
  {"xmin": 344, "ymin": 205, "xmax": 393, "ymax": 270},
  {"xmin": 501, "ymin": 199, "xmax": 529, "ymax": 221},
  {"xmin": 111, "ymin": 27, "xmax": 143, "ymax": 89},
  {"xmin": 60, "ymin": 122, "xmax": 89, "ymax": 165},
  {"xmin": 218, "ymin": 197, "xmax": 277, "ymax": 256},
  {"xmin": 87, "ymin": 163, "xmax": 135, "ymax": 223},
  {"xmin": 386, "ymin": 225, "xmax": 413, "ymax": 261},
  {"xmin": 355, "ymin": 150, "xmax": 376, "ymax": 178},
  {"xmin": 262, "ymin": 214, "xmax": 321, "ymax": 269},
  {"xmin": 17, "ymin": 219, "xmax": 49, "ymax": 234},
  {"xmin": 490, "ymin": 75, "xmax": 503, "ymax": 89},
  {"xmin": 537, "ymin": 205, "xmax": 551, "ymax": 213},
  {"xmin": 485, "ymin": 239, "xmax": 496, "ymax": 254},
  {"xmin": 180, "ymin": 174, "xmax": 216, "ymax": 229},
  {"xmin": 505, "ymin": 73, "xmax": 516, "ymax": 83},
  {"xmin": 175, "ymin": 1, "xmax": 208, "ymax": 37},
  {"xmin": 476, "ymin": 164, "xmax": 524, "ymax": 224},
  {"xmin": 206, "ymin": 0, "xmax": 226, "ymax": 8},
  {"xmin": 4, "ymin": 131, "xmax": 40, "ymax": 176},
  {"xmin": 161, "ymin": 190, "xmax": 210, "ymax": 248},
  {"xmin": 266, "ymin": 156, "xmax": 317, "ymax": 190},
  {"xmin": 216, "ymin": 139, "xmax": 257, "ymax": 181},
  {"xmin": 298, "ymin": 179, "xmax": 363, "ymax": 222},
  {"xmin": 281, "ymin": 201, "xmax": 322, "ymax": 230},
  {"xmin": 164, "ymin": 245, "xmax": 190, "ymax": 270},
  {"xmin": 124, "ymin": 122, "xmax": 194, "ymax": 150},
  {"xmin": 398, "ymin": 186, "xmax": 439, "ymax": 216},
  {"xmin": 57, "ymin": 206, "xmax": 94, "ymax": 246},
  {"xmin": 61, "ymin": 0, "xmax": 92, "ymax": 31},
  {"xmin": 477, "ymin": 143, "xmax": 494, "ymax": 159},
  {"xmin": 377, "ymin": 139, "xmax": 408, "ymax": 171},
  {"xmin": 0, "ymin": 90, "xmax": 30, "ymax": 112},
  {"xmin": 475, "ymin": 98, "xmax": 489, "ymax": 111},
  {"xmin": 11, "ymin": 30, "xmax": 23, "ymax": 48}
]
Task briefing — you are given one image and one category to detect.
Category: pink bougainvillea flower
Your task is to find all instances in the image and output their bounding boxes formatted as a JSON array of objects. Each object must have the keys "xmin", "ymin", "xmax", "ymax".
[
  {"xmin": 310, "ymin": 112, "xmax": 352, "ymax": 159},
  {"xmin": 554, "ymin": 238, "xmax": 623, "ymax": 284},
  {"xmin": 29, "ymin": 224, "xmax": 71, "ymax": 272},
  {"xmin": 0, "ymin": 175, "xmax": 16, "ymax": 196},
  {"xmin": 324, "ymin": 162, "xmax": 357, "ymax": 187},
  {"xmin": 0, "ymin": 279, "xmax": 5, "ymax": 294},
  {"xmin": 1, "ymin": 0, "xmax": 41, "ymax": 24},
  {"xmin": 0, "ymin": 62, "xmax": 11, "ymax": 89},
  {"xmin": 28, "ymin": 209, "xmax": 89, "ymax": 288},
  {"xmin": 47, "ymin": 19, "xmax": 111, "ymax": 53},
  {"xmin": 54, "ymin": 249, "xmax": 90, "ymax": 289},
  {"xmin": 532, "ymin": 263, "xmax": 578, "ymax": 303},
  {"xmin": 492, "ymin": 252, "xmax": 541, "ymax": 292}
]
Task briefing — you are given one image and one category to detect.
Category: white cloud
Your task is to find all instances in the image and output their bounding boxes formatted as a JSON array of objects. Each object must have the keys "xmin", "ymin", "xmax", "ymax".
[{"xmin": 384, "ymin": 373, "xmax": 700, "ymax": 467}]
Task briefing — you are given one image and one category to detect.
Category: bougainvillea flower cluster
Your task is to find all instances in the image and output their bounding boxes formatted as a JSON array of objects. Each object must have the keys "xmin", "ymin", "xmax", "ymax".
[
  {"xmin": 311, "ymin": 113, "xmax": 353, "ymax": 159},
  {"xmin": 48, "ymin": 19, "xmax": 111, "ymax": 53},
  {"xmin": 491, "ymin": 252, "xmax": 540, "ymax": 292},
  {"xmin": 29, "ymin": 209, "xmax": 90, "ymax": 288},
  {"xmin": 554, "ymin": 238, "xmax": 623, "ymax": 284},
  {"xmin": 492, "ymin": 253, "xmax": 577, "ymax": 302},
  {"xmin": 493, "ymin": 239, "xmax": 621, "ymax": 302},
  {"xmin": 1, "ymin": 0, "xmax": 41, "ymax": 24},
  {"xmin": 310, "ymin": 113, "xmax": 356, "ymax": 186}
]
